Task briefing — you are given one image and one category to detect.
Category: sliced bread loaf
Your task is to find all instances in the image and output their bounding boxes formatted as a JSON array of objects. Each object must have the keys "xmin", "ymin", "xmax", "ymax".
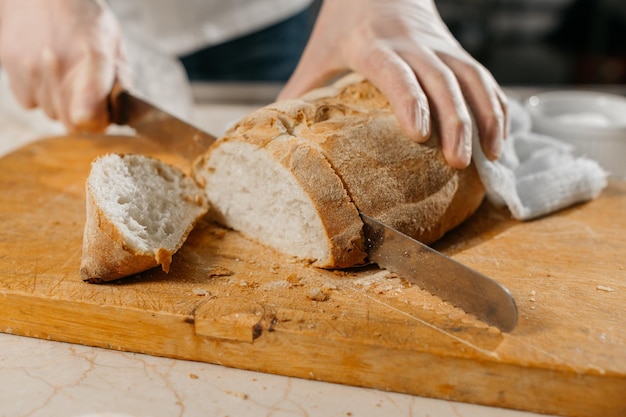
[
  {"xmin": 80, "ymin": 153, "xmax": 209, "ymax": 283},
  {"xmin": 194, "ymin": 73, "xmax": 485, "ymax": 268}
]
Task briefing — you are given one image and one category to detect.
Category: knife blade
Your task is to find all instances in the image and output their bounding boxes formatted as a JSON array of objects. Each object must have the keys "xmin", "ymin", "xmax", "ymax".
[
  {"xmin": 109, "ymin": 89, "xmax": 217, "ymax": 161},
  {"xmin": 361, "ymin": 212, "xmax": 518, "ymax": 332},
  {"xmin": 108, "ymin": 89, "xmax": 518, "ymax": 331}
]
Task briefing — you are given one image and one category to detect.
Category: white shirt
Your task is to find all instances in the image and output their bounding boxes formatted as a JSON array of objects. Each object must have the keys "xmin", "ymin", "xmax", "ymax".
[{"xmin": 108, "ymin": 0, "xmax": 315, "ymax": 56}]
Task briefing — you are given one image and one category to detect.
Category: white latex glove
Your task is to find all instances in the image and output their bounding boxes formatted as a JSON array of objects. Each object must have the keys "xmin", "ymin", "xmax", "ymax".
[
  {"xmin": 279, "ymin": 0, "xmax": 507, "ymax": 169},
  {"xmin": 0, "ymin": 0, "xmax": 130, "ymax": 133}
]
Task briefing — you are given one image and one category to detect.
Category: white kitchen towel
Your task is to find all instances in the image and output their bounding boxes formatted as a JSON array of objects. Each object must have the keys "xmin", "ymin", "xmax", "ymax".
[{"xmin": 472, "ymin": 98, "xmax": 608, "ymax": 220}]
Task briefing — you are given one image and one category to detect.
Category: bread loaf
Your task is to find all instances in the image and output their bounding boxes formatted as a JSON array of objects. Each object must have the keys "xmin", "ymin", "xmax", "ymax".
[
  {"xmin": 194, "ymin": 73, "xmax": 485, "ymax": 268},
  {"xmin": 80, "ymin": 153, "xmax": 209, "ymax": 283}
]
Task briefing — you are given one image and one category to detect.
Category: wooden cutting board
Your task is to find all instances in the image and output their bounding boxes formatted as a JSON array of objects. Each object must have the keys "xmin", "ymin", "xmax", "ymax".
[{"xmin": 1, "ymin": 135, "xmax": 624, "ymax": 417}]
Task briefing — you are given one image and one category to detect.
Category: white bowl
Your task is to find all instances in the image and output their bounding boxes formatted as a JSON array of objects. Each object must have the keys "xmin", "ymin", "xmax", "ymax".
[{"xmin": 525, "ymin": 90, "xmax": 626, "ymax": 178}]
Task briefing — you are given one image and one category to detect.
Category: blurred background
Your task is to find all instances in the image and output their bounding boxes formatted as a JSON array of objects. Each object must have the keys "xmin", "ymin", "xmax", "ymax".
[{"xmin": 437, "ymin": 0, "xmax": 626, "ymax": 85}]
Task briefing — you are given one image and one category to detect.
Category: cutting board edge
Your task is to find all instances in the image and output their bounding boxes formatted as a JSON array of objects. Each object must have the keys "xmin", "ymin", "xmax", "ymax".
[{"xmin": 1, "ymin": 289, "xmax": 624, "ymax": 417}]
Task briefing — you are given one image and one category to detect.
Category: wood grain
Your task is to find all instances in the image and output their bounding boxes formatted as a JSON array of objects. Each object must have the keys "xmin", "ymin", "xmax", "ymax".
[{"xmin": 0, "ymin": 135, "xmax": 624, "ymax": 417}]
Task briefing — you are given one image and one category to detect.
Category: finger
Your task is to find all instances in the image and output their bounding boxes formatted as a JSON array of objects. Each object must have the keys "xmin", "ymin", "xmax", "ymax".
[
  {"xmin": 440, "ymin": 53, "xmax": 507, "ymax": 161},
  {"xmin": 349, "ymin": 43, "xmax": 431, "ymax": 143},
  {"xmin": 37, "ymin": 48, "xmax": 61, "ymax": 121},
  {"xmin": 114, "ymin": 38, "xmax": 133, "ymax": 90},
  {"xmin": 67, "ymin": 49, "xmax": 115, "ymax": 133},
  {"xmin": 3, "ymin": 60, "xmax": 39, "ymax": 109},
  {"xmin": 496, "ymin": 87, "xmax": 510, "ymax": 138},
  {"xmin": 398, "ymin": 46, "xmax": 472, "ymax": 169}
]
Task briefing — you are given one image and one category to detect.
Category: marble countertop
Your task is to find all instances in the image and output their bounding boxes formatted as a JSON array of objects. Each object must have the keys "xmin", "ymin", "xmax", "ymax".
[{"xmin": 0, "ymin": 82, "xmax": 555, "ymax": 417}]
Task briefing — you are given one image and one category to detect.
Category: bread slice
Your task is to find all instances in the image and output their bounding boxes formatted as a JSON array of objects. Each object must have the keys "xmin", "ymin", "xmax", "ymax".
[
  {"xmin": 80, "ymin": 154, "xmax": 209, "ymax": 283},
  {"xmin": 195, "ymin": 126, "xmax": 366, "ymax": 269},
  {"xmin": 194, "ymin": 73, "xmax": 485, "ymax": 268}
]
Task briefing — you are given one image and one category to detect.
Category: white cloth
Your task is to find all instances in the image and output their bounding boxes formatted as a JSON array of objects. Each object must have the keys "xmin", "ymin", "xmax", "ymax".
[
  {"xmin": 108, "ymin": 0, "xmax": 314, "ymax": 57},
  {"xmin": 472, "ymin": 98, "xmax": 608, "ymax": 220}
]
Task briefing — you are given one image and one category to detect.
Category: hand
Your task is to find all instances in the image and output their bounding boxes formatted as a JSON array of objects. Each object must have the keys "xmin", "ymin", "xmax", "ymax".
[
  {"xmin": 279, "ymin": 0, "xmax": 507, "ymax": 169},
  {"xmin": 0, "ymin": 0, "xmax": 130, "ymax": 133}
]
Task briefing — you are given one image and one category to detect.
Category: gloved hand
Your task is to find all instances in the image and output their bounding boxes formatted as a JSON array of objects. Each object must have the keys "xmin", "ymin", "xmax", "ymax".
[
  {"xmin": 279, "ymin": 0, "xmax": 507, "ymax": 169},
  {"xmin": 0, "ymin": 0, "xmax": 130, "ymax": 133}
]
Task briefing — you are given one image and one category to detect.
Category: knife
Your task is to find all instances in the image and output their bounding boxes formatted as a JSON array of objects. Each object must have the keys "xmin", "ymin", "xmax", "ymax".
[
  {"xmin": 109, "ymin": 89, "xmax": 217, "ymax": 161},
  {"xmin": 361, "ymin": 213, "xmax": 518, "ymax": 332},
  {"xmin": 109, "ymin": 90, "xmax": 518, "ymax": 332}
]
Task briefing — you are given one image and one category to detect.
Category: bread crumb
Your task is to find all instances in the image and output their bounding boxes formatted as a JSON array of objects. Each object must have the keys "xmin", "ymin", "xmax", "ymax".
[
  {"xmin": 530, "ymin": 290, "xmax": 536, "ymax": 296},
  {"xmin": 260, "ymin": 280, "xmax": 290, "ymax": 291},
  {"xmin": 207, "ymin": 266, "xmax": 235, "ymax": 278},
  {"xmin": 269, "ymin": 264, "xmax": 280, "ymax": 274},
  {"xmin": 353, "ymin": 270, "xmax": 390, "ymax": 287},
  {"xmin": 447, "ymin": 307, "xmax": 466, "ymax": 320},
  {"xmin": 596, "ymin": 285, "xmax": 614, "ymax": 292},
  {"xmin": 189, "ymin": 373, "xmax": 199, "ymax": 379},
  {"xmin": 286, "ymin": 273, "xmax": 302, "ymax": 286},
  {"xmin": 307, "ymin": 287, "xmax": 329, "ymax": 302},
  {"xmin": 529, "ymin": 297, "xmax": 536, "ymax": 302},
  {"xmin": 210, "ymin": 228, "xmax": 228, "ymax": 239},
  {"xmin": 192, "ymin": 288, "xmax": 209, "ymax": 296},
  {"xmin": 530, "ymin": 305, "xmax": 536, "ymax": 310}
]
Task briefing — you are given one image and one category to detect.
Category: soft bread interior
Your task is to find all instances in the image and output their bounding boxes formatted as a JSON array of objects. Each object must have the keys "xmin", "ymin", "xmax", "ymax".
[
  {"xmin": 88, "ymin": 154, "xmax": 207, "ymax": 255},
  {"xmin": 204, "ymin": 141, "xmax": 329, "ymax": 263}
]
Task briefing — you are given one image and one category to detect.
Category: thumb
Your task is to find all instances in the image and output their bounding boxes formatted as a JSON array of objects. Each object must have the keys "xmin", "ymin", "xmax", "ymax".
[{"xmin": 67, "ymin": 50, "xmax": 115, "ymax": 133}]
